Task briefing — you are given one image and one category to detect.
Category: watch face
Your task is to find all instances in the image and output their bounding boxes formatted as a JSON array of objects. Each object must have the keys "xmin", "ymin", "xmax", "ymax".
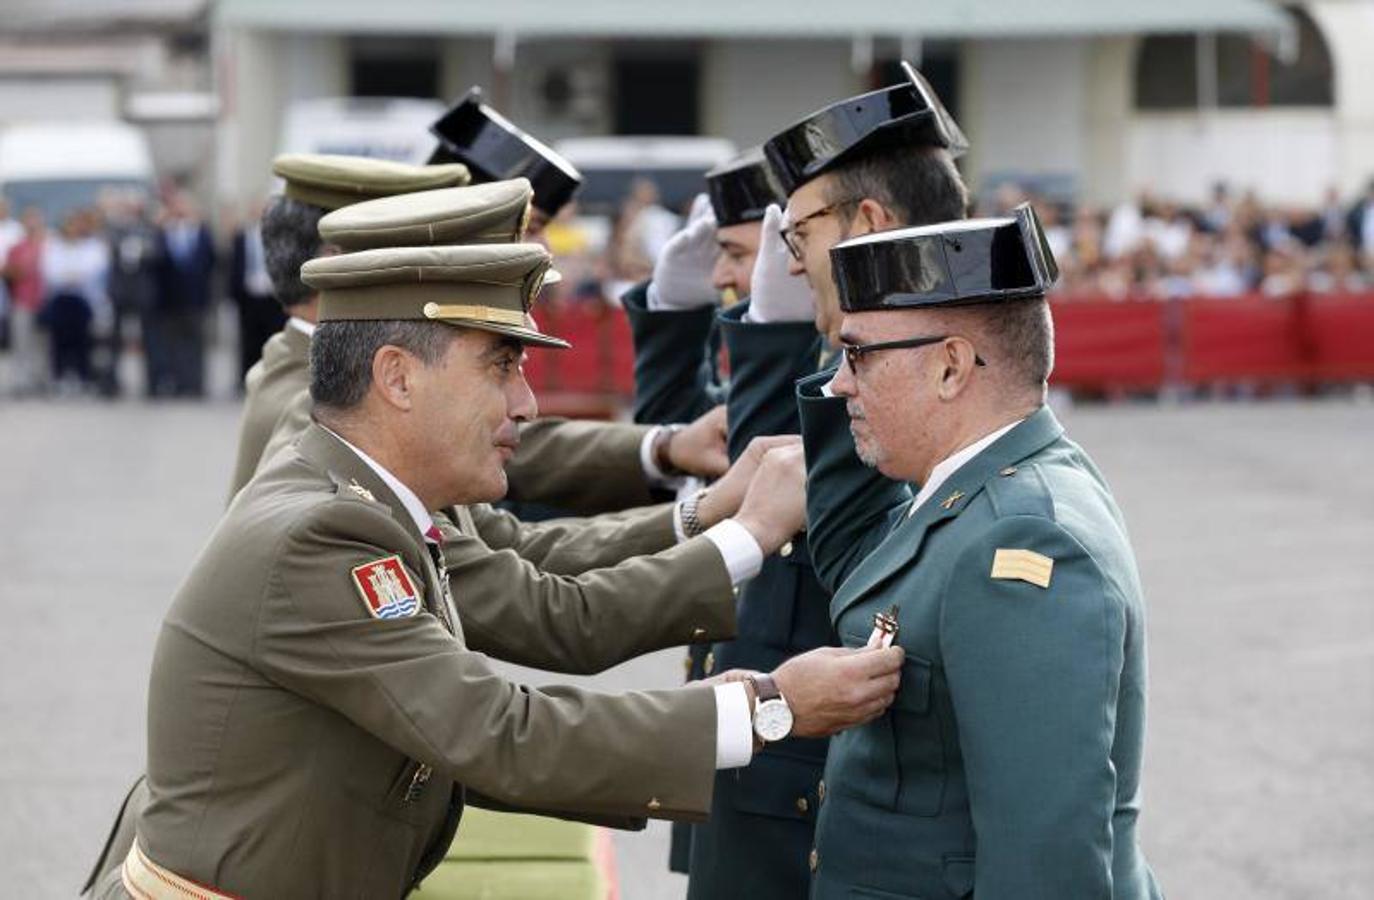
[{"xmin": 755, "ymin": 699, "xmax": 794, "ymax": 743}]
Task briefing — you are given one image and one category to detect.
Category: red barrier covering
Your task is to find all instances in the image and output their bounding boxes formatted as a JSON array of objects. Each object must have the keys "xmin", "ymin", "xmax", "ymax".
[
  {"xmin": 1181, "ymin": 295, "xmax": 1307, "ymax": 383},
  {"xmin": 527, "ymin": 293, "xmax": 1374, "ymax": 413},
  {"xmin": 1303, "ymin": 294, "xmax": 1374, "ymax": 381},
  {"xmin": 1049, "ymin": 300, "xmax": 1167, "ymax": 389}
]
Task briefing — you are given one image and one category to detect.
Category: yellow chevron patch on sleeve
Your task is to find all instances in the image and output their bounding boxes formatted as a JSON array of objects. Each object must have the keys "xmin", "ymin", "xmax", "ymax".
[{"xmin": 990, "ymin": 548, "xmax": 1055, "ymax": 589}]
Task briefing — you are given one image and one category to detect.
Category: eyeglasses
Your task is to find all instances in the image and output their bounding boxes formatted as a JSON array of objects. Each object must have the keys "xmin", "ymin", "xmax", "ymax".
[
  {"xmin": 841, "ymin": 335, "xmax": 987, "ymax": 375},
  {"xmin": 779, "ymin": 197, "xmax": 862, "ymax": 260}
]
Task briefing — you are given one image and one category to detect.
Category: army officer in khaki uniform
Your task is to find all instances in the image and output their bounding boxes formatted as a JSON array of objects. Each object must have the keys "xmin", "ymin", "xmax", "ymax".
[
  {"xmin": 230, "ymin": 153, "xmax": 729, "ymax": 514},
  {"xmin": 96, "ymin": 240, "xmax": 905, "ymax": 899},
  {"xmin": 796, "ymin": 209, "xmax": 1162, "ymax": 898},
  {"xmin": 227, "ymin": 153, "xmax": 472, "ymax": 498}
]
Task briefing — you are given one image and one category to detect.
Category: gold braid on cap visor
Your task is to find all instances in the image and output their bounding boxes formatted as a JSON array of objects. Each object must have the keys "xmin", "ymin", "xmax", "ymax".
[{"xmin": 421, "ymin": 303, "xmax": 528, "ymax": 327}]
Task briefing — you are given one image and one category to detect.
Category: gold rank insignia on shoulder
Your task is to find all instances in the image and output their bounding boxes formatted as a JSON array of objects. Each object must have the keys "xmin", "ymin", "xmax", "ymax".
[
  {"xmin": 346, "ymin": 479, "xmax": 376, "ymax": 502},
  {"xmin": 990, "ymin": 548, "xmax": 1054, "ymax": 589}
]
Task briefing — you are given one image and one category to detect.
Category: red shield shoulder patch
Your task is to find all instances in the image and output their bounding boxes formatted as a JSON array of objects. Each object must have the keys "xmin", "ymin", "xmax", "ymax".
[{"xmin": 350, "ymin": 556, "xmax": 422, "ymax": 620}]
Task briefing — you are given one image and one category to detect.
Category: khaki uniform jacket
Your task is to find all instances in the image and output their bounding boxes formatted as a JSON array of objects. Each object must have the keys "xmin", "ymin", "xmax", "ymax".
[
  {"xmin": 235, "ymin": 326, "xmax": 657, "ymax": 514},
  {"xmin": 226, "ymin": 324, "xmax": 311, "ymax": 500},
  {"xmin": 101, "ymin": 425, "xmax": 722, "ymax": 899}
]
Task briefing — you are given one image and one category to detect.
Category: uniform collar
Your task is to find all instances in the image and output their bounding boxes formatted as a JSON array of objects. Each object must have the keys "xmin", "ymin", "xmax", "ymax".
[
  {"xmin": 908, "ymin": 418, "xmax": 1022, "ymax": 517},
  {"xmin": 320, "ymin": 426, "xmax": 435, "ymax": 542},
  {"xmin": 287, "ymin": 316, "xmax": 316, "ymax": 337},
  {"xmin": 831, "ymin": 405, "xmax": 1065, "ymax": 623}
]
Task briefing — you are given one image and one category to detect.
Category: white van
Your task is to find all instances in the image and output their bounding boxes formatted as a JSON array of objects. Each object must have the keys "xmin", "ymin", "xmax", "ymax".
[
  {"xmin": 0, "ymin": 121, "xmax": 155, "ymax": 220},
  {"xmin": 277, "ymin": 97, "xmax": 445, "ymax": 165},
  {"xmin": 553, "ymin": 135, "xmax": 738, "ymax": 218}
]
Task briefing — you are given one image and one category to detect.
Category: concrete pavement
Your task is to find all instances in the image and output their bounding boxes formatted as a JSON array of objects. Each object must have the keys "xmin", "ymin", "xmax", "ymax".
[{"xmin": 0, "ymin": 396, "xmax": 1369, "ymax": 897}]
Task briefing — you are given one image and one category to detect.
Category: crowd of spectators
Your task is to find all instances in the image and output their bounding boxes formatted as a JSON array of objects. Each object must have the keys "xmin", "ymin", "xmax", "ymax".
[
  {"xmin": 983, "ymin": 180, "xmax": 1374, "ymax": 301},
  {"xmin": 0, "ymin": 184, "xmax": 277, "ymax": 400}
]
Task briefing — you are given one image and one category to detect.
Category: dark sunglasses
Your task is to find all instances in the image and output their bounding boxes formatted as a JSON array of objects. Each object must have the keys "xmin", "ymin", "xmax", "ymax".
[
  {"xmin": 841, "ymin": 335, "xmax": 987, "ymax": 375},
  {"xmin": 779, "ymin": 197, "xmax": 862, "ymax": 260}
]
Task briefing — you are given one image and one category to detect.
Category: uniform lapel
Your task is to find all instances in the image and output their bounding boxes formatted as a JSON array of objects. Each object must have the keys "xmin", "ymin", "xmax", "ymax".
[
  {"xmin": 830, "ymin": 406, "xmax": 1066, "ymax": 623},
  {"xmin": 296, "ymin": 424, "xmax": 445, "ymax": 608}
]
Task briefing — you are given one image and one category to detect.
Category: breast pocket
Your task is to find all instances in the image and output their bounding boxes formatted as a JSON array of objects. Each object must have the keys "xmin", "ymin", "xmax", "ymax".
[{"xmin": 891, "ymin": 655, "xmax": 946, "ymax": 817}]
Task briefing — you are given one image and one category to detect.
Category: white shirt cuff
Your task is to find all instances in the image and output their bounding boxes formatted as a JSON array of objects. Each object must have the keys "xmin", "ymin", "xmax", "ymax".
[
  {"xmin": 703, "ymin": 518, "xmax": 765, "ymax": 585},
  {"xmin": 639, "ymin": 426, "xmax": 686, "ymax": 489},
  {"xmin": 713, "ymin": 682, "xmax": 754, "ymax": 769}
]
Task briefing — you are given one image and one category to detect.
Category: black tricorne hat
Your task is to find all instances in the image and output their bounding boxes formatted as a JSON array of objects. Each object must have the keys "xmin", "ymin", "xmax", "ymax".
[
  {"xmin": 830, "ymin": 204, "xmax": 1058, "ymax": 313},
  {"xmin": 705, "ymin": 148, "xmax": 785, "ymax": 226},
  {"xmin": 428, "ymin": 88, "xmax": 583, "ymax": 218},
  {"xmin": 763, "ymin": 62, "xmax": 968, "ymax": 197}
]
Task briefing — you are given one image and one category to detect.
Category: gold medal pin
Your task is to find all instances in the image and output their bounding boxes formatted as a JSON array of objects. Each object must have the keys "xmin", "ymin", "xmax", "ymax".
[{"xmin": 867, "ymin": 604, "xmax": 901, "ymax": 649}]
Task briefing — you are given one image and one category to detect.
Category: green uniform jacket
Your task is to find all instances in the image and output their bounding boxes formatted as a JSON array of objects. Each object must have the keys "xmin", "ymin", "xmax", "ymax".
[
  {"xmin": 625, "ymin": 285, "xmax": 837, "ymax": 894},
  {"xmin": 686, "ymin": 305, "xmax": 837, "ymax": 900},
  {"xmin": 96, "ymin": 425, "xmax": 724, "ymax": 899},
  {"xmin": 798, "ymin": 372, "xmax": 1163, "ymax": 900},
  {"xmin": 621, "ymin": 279, "xmax": 727, "ymax": 874},
  {"xmin": 621, "ymin": 281, "xmax": 725, "ymax": 426},
  {"xmin": 229, "ymin": 322, "xmax": 656, "ymax": 515}
]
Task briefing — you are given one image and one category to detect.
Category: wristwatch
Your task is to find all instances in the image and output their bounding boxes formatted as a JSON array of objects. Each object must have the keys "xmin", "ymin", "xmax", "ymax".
[
  {"xmin": 679, "ymin": 488, "xmax": 710, "ymax": 538},
  {"xmin": 748, "ymin": 674, "xmax": 794, "ymax": 744}
]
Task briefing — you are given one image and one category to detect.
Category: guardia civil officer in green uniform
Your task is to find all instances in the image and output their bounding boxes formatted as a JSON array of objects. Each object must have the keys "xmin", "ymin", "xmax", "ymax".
[
  {"xmin": 93, "ymin": 240, "xmax": 906, "ymax": 899},
  {"xmin": 428, "ymin": 86, "xmax": 581, "ymax": 240},
  {"xmin": 625, "ymin": 66, "xmax": 972, "ymax": 898},
  {"xmin": 796, "ymin": 208, "xmax": 1163, "ymax": 899}
]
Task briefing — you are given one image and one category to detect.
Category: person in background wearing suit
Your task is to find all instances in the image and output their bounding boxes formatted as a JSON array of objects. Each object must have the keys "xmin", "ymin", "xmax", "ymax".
[
  {"xmin": 229, "ymin": 197, "xmax": 286, "ymax": 385},
  {"xmin": 153, "ymin": 188, "xmax": 215, "ymax": 398}
]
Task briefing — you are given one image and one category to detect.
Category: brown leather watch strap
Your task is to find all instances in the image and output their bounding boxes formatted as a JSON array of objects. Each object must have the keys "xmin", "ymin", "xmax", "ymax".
[{"xmin": 750, "ymin": 673, "xmax": 781, "ymax": 703}]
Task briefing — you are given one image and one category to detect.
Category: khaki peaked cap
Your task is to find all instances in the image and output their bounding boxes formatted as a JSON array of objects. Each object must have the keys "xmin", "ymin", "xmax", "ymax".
[
  {"xmin": 272, "ymin": 153, "xmax": 471, "ymax": 212},
  {"xmin": 300, "ymin": 243, "xmax": 570, "ymax": 349},
  {"xmin": 318, "ymin": 179, "xmax": 533, "ymax": 251}
]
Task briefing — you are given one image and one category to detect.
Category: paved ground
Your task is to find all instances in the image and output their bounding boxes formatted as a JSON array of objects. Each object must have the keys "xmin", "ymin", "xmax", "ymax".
[{"xmin": 1, "ymin": 393, "xmax": 1371, "ymax": 898}]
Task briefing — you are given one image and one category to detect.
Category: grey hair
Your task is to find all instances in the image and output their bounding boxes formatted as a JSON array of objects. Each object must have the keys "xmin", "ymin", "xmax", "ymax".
[
  {"xmin": 973, "ymin": 297, "xmax": 1054, "ymax": 390},
  {"xmin": 310, "ymin": 320, "xmax": 456, "ymax": 412},
  {"xmin": 260, "ymin": 194, "xmax": 326, "ymax": 308},
  {"xmin": 827, "ymin": 144, "xmax": 969, "ymax": 229}
]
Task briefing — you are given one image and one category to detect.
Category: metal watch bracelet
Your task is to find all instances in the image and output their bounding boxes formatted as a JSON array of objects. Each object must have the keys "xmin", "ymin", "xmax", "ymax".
[{"xmin": 680, "ymin": 488, "xmax": 709, "ymax": 538}]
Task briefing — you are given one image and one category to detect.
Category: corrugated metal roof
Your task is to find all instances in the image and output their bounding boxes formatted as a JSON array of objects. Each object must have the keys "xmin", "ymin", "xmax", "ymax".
[{"xmin": 216, "ymin": 0, "xmax": 1286, "ymax": 38}]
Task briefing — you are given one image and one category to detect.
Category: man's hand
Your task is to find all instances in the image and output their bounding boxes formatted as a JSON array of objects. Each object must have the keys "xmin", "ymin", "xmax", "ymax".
[
  {"xmin": 699, "ymin": 668, "xmax": 760, "ymax": 689},
  {"xmin": 695, "ymin": 435, "xmax": 800, "ymax": 530},
  {"xmin": 747, "ymin": 204, "xmax": 816, "ymax": 323},
  {"xmin": 732, "ymin": 444, "xmax": 807, "ymax": 554},
  {"xmin": 647, "ymin": 194, "xmax": 718, "ymax": 311},
  {"xmin": 663, "ymin": 405, "xmax": 729, "ymax": 479},
  {"xmin": 772, "ymin": 646, "xmax": 905, "ymax": 738}
]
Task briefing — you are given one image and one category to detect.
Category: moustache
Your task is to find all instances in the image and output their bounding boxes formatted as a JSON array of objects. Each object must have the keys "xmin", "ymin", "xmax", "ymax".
[{"xmin": 846, "ymin": 403, "xmax": 866, "ymax": 421}]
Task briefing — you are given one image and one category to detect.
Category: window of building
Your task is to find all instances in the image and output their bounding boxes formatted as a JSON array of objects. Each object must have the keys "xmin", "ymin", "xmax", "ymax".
[
  {"xmin": 350, "ymin": 36, "xmax": 440, "ymax": 100},
  {"xmin": 612, "ymin": 47, "xmax": 700, "ymax": 135},
  {"xmin": 1134, "ymin": 6, "xmax": 1332, "ymax": 110}
]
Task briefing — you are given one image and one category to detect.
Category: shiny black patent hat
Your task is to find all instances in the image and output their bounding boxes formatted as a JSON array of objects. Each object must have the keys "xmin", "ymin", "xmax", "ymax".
[
  {"xmin": 831, "ymin": 204, "xmax": 1058, "ymax": 312},
  {"xmin": 763, "ymin": 62, "xmax": 968, "ymax": 197},
  {"xmin": 705, "ymin": 148, "xmax": 785, "ymax": 226},
  {"xmin": 429, "ymin": 88, "xmax": 583, "ymax": 218}
]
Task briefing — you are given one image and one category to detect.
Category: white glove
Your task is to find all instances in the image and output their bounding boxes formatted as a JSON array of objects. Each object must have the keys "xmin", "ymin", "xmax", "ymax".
[
  {"xmin": 647, "ymin": 193, "xmax": 719, "ymax": 311},
  {"xmin": 746, "ymin": 204, "xmax": 816, "ymax": 323}
]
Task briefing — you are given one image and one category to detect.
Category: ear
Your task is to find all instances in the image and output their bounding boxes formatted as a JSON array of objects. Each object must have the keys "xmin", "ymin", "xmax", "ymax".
[
  {"xmin": 371, "ymin": 345, "xmax": 417, "ymax": 412},
  {"xmin": 850, "ymin": 198, "xmax": 900, "ymax": 237},
  {"xmin": 935, "ymin": 337, "xmax": 980, "ymax": 401}
]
